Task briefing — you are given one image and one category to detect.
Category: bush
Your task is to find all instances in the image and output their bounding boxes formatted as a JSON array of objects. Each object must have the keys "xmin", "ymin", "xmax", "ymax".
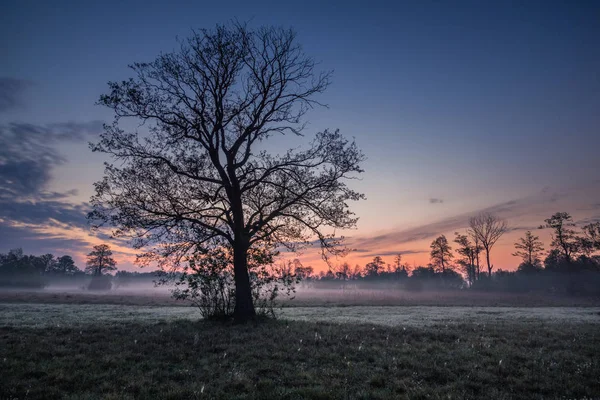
[{"xmin": 171, "ymin": 246, "xmax": 297, "ymax": 319}]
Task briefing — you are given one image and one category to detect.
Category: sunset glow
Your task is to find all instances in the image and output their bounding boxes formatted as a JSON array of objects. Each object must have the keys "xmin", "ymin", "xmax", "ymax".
[{"xmin": 1, "ymin": 1, "xmax": 598, "ymax": 274}]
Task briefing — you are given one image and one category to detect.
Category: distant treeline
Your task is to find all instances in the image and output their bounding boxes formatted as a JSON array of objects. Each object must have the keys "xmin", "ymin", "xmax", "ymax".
[
  {"xmin": 2, "ymin": 212, "xmax": 599, "ymax": 295},
  {"xmin": 0, "ymin": 249, "xmax": 82, "ymax": 288},
  {"xmin": 0, "ymin": 248, "xmax": 159, "ymax": 289},
  {"xmin": 293, "ymin": 211, "xmax": 600, "ymax": 296}
]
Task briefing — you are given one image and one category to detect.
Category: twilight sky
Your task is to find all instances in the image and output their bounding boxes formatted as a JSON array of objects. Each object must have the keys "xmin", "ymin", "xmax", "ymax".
[{"xmin": 1, "ymin": 0, "xmax": 599, "ymax": 272}]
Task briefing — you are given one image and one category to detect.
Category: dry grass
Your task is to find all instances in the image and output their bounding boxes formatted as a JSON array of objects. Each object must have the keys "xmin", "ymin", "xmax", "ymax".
[
  {"xmin": 1, "ymin": 313, "xmax": 599, "ymax": 399},
  {"xmin": 1, "ymin": 290, "xmax": 599, "ymax": 399},
  {"xmin": 1, "ymin": 303, "xmax": 600, "ymax": 329}
]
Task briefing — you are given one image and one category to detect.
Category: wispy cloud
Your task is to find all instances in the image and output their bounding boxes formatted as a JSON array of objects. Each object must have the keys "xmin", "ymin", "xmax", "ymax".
[
  {"xmin": 0, "ymin": 118, "xmax": 137, "ymax": 267},
  {"xmin": 0, "ymin": 121, "xmax": 103, "ymax": 200},
  {"xmin": 346, "ymin": 183, "xmax": 600, "ymax": 257}
]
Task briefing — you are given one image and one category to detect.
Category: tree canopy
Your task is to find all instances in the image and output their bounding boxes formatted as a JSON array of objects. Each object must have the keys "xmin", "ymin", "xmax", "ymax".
[
  {"xmin": 89, "ymin": 23, "xmax": 365, "ymax": 320},
  {"xmin": 85, "ymin": 244, "xmax": 117, "ymax": 276}
]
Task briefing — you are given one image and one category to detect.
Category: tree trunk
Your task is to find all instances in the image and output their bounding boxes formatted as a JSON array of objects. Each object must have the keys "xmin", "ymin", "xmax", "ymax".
[
  {"xmin": 232, "ymin": 238, "xmax": 256, "ymax": 322},
  {"xmin": 486, "ymin": 250, "xmax": 492, "ymax": 277}
]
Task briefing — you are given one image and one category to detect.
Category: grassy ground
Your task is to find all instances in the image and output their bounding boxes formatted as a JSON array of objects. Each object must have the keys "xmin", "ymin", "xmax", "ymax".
[
  {"xmin": 2, "ymin": 303, "xmax": 600, "ymax": 328},
  {"xmin": 1, "ymin": 303, "xmax": 599, "ymax": 399}
]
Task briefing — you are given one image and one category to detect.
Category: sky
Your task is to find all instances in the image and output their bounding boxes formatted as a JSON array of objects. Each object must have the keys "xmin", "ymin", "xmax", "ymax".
[{"xmin": 1, "ymin": 0, "xmax": 599, "ymax": 273}]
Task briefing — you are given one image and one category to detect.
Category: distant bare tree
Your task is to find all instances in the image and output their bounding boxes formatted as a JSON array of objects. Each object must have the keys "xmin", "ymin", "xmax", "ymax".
[
  {"xmin": 512, "ymin": 230, "xmax": 544, "ymax": 267},
  {"xmin": 430, "ymin": 235, "xmax": 453, "ymax": 273},
  {"xmin": 469, "ymin": 212, "xmax": 508, "ymax": 277},
  {"xmin": 467, "ymin": 230, "xmax": 483, "ymax": 280},
  {"xmin": 89, "ymin": 23, "xmax": 365, "ymax": 321}
]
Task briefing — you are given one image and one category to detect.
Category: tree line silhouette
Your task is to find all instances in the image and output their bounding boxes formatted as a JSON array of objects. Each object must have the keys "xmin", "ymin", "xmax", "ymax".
[
  {"xmin": 294, "ymin": 212, "xmax": 600, "ymax": 296},
  {"xmin": 0, "ymin": 244, "xmax": 126, "ymax": 290},
  {"xmin": 2, "ymin": 211, "xmax": 598, "ymax": 296}
]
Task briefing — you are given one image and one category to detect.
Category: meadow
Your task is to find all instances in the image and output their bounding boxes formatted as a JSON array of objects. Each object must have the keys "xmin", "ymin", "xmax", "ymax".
[{"xmin": 1, "ymin": 289, "xmax": 600, "ymax": 399}]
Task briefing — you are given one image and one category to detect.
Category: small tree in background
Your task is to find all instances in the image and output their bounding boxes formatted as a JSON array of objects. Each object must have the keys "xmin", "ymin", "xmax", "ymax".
[
  {"xmin": 430, "ymin": 234, "xmax": 453, "ymax": 273},
  {"xmin": 454, "ymin": 232, "xmax": 477, "ymax": 285},
  {"xmin": 86, "ymin": 244, "xmax": 117, "ymax": 276},
  {"xmin": 581, "ymin": 222, "xmax": 600, "ymax": 254},
  {"xmin": 335, "ymin": 262, "xmax": 352, "ymax": 281},
  {"xmin": 365, "ymin": 256, "xmax": 385, "ymax": 278},
  {"xmin": 47, "ymin": 255, "xmax": 80, "ymax": 275},
  {"xmin": 513, "ymin": 230, "xmax": 544, "ymax": 273},
  {"xmin": 469, "ymin": 212, "xmax": 508, "ymax": 277},
  {"xmin": 86, "ymin": 244, "xmax": 117, "ymax": 290},
  {"xmin": 543, "ymin": 212, "xmax": 582, "ymax": 266}
]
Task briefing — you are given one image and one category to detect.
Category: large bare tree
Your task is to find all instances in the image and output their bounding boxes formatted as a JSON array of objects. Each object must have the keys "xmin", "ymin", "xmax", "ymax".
[
  {"xmin": 89, "ymin": 24, "xmax": 365, "ymax": 321},
  {"xmin": 468, "ymin": 212, "xmax": 508, "ymax": 277}
]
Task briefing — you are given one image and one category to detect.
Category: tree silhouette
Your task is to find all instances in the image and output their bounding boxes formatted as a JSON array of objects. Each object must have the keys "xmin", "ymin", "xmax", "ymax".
[
  {"xmin": 469, "ymin": 212, "xmax": 508, "ymax": 277},
  {"xmin": 512, "ymin": 230, "xmax": 544, "ymax": 268},
  {"xmin": 467, "ymin": 229, "xmax": 483, "ymax": 280},
  {"xmin": 582, "ymin": 222, "xmax": 600, "ymax": 253},
  {"xmin": 47, "ymin": 255, "xmax": 80, "ymax": 275},
  {"xmin": 85, "ymin": 244, "xmax": 117, "ymax": 276},
  {"xmin": 543, "ymin": 212, "xmax": 580, "ymax": 264},
  {"xmin": 454, "ymin": 232, "xmax": 476, "ymax": 285},
  {"xmin": 430, "ymin": 235, "xmax": 453, "ymax": 272},
  {"xmin": 335, "ymin": 262, "xmax": 351, "ymax": 280},
  {"xmin": 294, "ymin": 264, "xmax": 314, "ymax": 281},
  {"xmin": 365, "ymin": 256, "xmax": 385, "ymax": 278},
  {"xmin": 393, "ymin": 254, "xmax": 402, "ymax": 271},
  {"xmin": 89, "ymin": 23, "xmax": 364, "ymax": 321}
]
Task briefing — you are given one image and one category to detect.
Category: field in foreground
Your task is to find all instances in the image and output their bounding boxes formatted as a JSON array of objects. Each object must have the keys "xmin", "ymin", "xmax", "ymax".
[{"xmin": 1, "ymin": 303, "xmax": 599, "ymax": 399}]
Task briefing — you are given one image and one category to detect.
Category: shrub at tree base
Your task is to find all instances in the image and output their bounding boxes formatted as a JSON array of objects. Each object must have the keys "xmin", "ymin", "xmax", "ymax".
[
  {"xmin": 171, "ymin": 245, "xmax": 297, "ymax": 320},
  {"xmin": 87, "ymin": 275, "xmax": 112, "ymax": 291}
]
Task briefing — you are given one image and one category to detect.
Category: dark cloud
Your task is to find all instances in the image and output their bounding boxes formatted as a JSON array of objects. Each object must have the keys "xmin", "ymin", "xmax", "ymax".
[
  {"xmin": 429, "ymin": 198, "xmax": 444, "ymax": 204},
  {"xmin": 0, "ymin": 121, "xmax": 103, "ymax": 200},
  {"xmin": 0, "ymin": 199, "xmax": 89, "ymax": 228},
  {"xmin": 0, "ymin": 119, "xmax": 104, "ymax": 257},
  {"xmin": 0, "ymin": 77, "xmax": 31, "ymax": 113}
]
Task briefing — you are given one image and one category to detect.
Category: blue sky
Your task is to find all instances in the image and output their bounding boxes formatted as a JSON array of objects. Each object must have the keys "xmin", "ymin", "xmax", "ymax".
[{"xmin": 1, "ymin": 0, "xmax": 599, "ymax": 270}]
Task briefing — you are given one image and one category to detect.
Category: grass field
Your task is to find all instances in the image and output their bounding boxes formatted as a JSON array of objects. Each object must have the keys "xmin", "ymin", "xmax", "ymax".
[{"xmin": 1, "ymin": 292, "xmax": 600, "ymax": 399}]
